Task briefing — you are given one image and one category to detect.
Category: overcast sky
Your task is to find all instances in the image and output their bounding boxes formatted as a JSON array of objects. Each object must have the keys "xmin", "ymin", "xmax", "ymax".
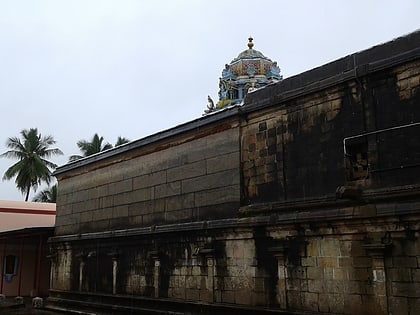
[{"xmin": 0, "ymin": 0, "xmax": 419, "ymax": 201}]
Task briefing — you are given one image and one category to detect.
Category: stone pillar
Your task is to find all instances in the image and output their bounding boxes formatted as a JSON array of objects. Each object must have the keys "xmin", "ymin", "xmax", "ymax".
[
  {"xmin": 153, "ymin": 258, "xmax": 160, "ymax": 298},
  {"xmin": 274, "ymin": 253, "xmax": 287, "ymax": 308},
  {"xmin": 86, "ymin": 251, "xmax": 96, "ymax": 292},
  {"xmin": 362, "ymin": 242, "xmax": 391, "ymax": 314},
  {"xmin": 48, "ymin": 256, "xmax": 55, "ymax": 289},
  {"xmin": 107, "ymin": 251, "xmax": 120, "ymax": 295},
  {"xmin": 269, "ymin": 244, "xmax": 289, "ymax": 309},
  {"xmin": 79, "ymin": 260, "xmax": 85, "ymax": 291},
  {"xmin": 193, "ymin": 246, "xmax": 215, "ymax": 303},
  {"xmin": 112, "ymin": 257, "xmax": 118, "ymax": 295},
  {"xmin": 148, "ymin": 250, "xmax": 161, "ymax": 298},
  {"xmin": 206, "ymin": 255, "xmax": 216, "ymax": 302},
  {"xmin": 75, "ymin": 252, "xmax": 87, "ymax": 292}
]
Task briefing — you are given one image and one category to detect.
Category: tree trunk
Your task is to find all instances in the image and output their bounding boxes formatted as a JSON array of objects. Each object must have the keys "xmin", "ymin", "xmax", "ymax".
[{"xmin": 25, "ymin": 186, "xmax": 30, "ymax": 201}]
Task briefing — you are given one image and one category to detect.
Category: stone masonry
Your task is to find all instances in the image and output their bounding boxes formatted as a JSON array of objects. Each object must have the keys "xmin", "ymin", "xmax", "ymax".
[{"xmin": 48, "ymin": 31, "xmax": 420, "ymax": 314}]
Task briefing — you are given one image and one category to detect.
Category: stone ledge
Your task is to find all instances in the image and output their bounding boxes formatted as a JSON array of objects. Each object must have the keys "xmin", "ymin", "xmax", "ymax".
[
  {"xmin": 47, "ymin": 289, "xmax": 310, "ymax": 315},
  {"xmin": 244, "ymin": 30, "xmax": 420, "ymax": 111}
]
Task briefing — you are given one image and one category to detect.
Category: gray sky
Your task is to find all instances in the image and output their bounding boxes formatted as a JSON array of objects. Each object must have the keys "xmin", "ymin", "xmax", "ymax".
[{"xmin": 0, "ymin": 0, "xmax": 419, "ymax": 201}]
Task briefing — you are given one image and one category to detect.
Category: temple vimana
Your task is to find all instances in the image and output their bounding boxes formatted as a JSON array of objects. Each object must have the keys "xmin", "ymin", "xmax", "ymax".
[{"xmin": 48, "ymin": 31, "xmax": 420, "ymax": 314}]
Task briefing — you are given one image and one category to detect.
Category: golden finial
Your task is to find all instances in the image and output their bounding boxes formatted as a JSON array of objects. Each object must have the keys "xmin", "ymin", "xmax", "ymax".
[{"xmin": 248, "ymin": 36, "xmax": 254, "ymax": 49}]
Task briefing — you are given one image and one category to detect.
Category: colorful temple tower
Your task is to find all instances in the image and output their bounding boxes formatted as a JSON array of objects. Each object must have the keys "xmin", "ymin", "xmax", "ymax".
[{"xmin": 205, "ymin": 37, "xmax": 282, "ymax": 113}]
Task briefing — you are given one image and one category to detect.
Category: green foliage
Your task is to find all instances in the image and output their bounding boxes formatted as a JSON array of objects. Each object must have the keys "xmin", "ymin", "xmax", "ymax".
[
  {"xmin": 1, "ymin": 128, "xmax": 63, "ymax": 201},
  {"xmin": 33, "ymin": 184, "xmax": 57, "ymax": 203},
  {"xmin": 69, "ymin": 134, "xmax": 130, "ymax": 162},
  {"xmin": 115, "ymin": 136, "xmax": 130, "ymax": 147}
]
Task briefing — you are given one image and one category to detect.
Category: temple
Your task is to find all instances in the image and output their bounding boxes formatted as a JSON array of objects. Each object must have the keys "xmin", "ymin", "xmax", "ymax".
[
  {"xmin": 48, "ymin": 31, "xmax": 420, "ymax": 315},
  {"xmin": 206, "ymin": 37, "xmax": 282, "ymax": 113}
]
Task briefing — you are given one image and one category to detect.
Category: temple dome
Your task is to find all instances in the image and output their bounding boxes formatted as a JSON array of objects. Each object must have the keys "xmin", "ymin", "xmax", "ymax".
[
  {"xmin": 205, "ymin": 37, "xmax": 282, "ymax": 114},
  {"xmin": 229, "ymin": 38, "xmax": 279, "ymax": 78},
  {"xmin": 234, "ymin": 47, "xmax": 266, "ymax": 60}
]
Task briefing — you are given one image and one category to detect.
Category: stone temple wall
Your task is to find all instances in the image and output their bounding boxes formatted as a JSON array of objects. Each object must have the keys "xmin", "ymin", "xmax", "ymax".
[
  {"xmin": 242, "ymin": 55, "xmax": 420, "ymax": 204},
  {"xmin": 49, "ymin": 31, "xmax": 420, "ymax": 314},
  {"xmin": 55, "ymin": 119, "xmax": 241, "ymax": 236}
]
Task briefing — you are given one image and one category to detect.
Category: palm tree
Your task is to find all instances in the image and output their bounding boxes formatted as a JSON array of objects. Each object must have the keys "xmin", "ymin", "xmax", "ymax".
[
  {"xmin": 115, "ymin": 136, "xmax": 130, "ymax": 147},
  {"xmin": 69, "ymin": 134, "xmax": 130, "ymax": 162},
  {"xmin": 33, "ymin": 184, "xmax": 57, "ymax": 203},
  {"xmin": 1, "ymin": 128, "xmax": 63, "ymax": 201},
  {"xmin": 69, "ymin": 133, "xmax": 113, "ymax": 162}
]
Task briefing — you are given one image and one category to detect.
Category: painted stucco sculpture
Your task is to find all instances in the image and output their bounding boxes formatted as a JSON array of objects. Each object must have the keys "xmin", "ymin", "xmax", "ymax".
[{"xmin": 205, "ymin": 37, "xmax": 282, "ymax": 114}]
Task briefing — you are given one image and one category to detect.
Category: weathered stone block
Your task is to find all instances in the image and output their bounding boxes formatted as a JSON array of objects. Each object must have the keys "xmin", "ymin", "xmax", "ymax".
[
  {"xmin": 251, "ymin": 291, "xmax": 267, "ymax": 306},
  {"xmin": 112, "ymin": 205, "xmax": 128, "ymax": 218},
  {"xmin": 288, "ymin": 266, "xmax": 306, "ymax": 279},
  {"xmin": 109, "ymin": 178, "xmax": 133, "ymax": 194},
  {"xmin": 307, "ymin": 240, "xmax": 320, "ymax": 256},
  {"xmin": 317, "ymin": 293, "xmax": 329, "ymax": 312},
  {"xmin": 112, "ymin": 192, "xmax": 131, "ymax": 206},
  {"xmin": 392, "ymin": 256, "xmax": 418, "ymax": 268},
  {"xmin": 154, "ymin": 182, "xmax": 181, "ymax": 198},
  {"xmin": 326, "ymin": 280, "xmax": 345, "ymax": 293},
  {"xmin": 388, "ymin": 268, "xmax": 412, "ymax": 281},
  {"xmin": 301, "ymin": 257, "xmax": 316, "ymax": 267},
  {"xmin": 343, "ymin": 280, "xmax": 366, "ymax": 294},
  {"xmin": 194, "ymin": 186, "xmax": 239, "ymax": 208},
  {"xmin": 409, "ymin": 297, "xmax": 420, "ymax": 314},
  {"xmin": 412, "ymin": 268, "xmax": 420, "ymax": 282},
  {"xmin": 254, "ymin": 277, "xmax": 265, "ymax": 293},
  {"xmin": 287, "ymin": 290, "xmax": 302, "ymax": 309},
  {"xmin": 205, "ymin": 130, "xmax": 239, "ymax": 156},
  {"xmin": 92, "ymin": 208, "xmax": 112, "ymax": 221},
  {"xmin": 167, "ymin": 160, "xmax": 206, "ymax": 182},
  {"xmin": 128, "ymin": 202, "xmax": 152, "ymax": 217},
  {"xmin": 207, "ymin": 151, "xmax": 239, "ymax": 174},
  {"xmin": 165, "ymin": 193, "xmax": 194, "ymax": 211},
  {"xmin": 182, "ymin": 169, "xmax": 239, "ymax": 194},
  {"xmin": 185, "ymin": 276, "xmax": 197, "ymax": 289},
  {"xmin": 301, "ymin": 292, "xmax": 318, "ymax": 311},
  {"xmin": 328, "ymin": 293, "xmax": 344, "ymax": 314},
  {"xmin": 80, "ymin": 211, "xmax": 93, "ymax": 223},
  {"xmin": 199, "ymin": 290, "xmax": 212, "ymax": 303},
  {"xmin": 338, "ymin": 257, "xmax": 353, "ymax": 268},
  {"xmin": 308, "ymin": 279, "xmax": 325, "ymax": 293},
  {"xmin": 333, "ymin": 268, "xmax": 348, "ymax": 280},
  {"xmin": 221, "ymin": 290, "xmax": 235, "ymax": 303},
  {"xmin": 55, "ymin": 214, "xmax": 78, "ymax": 226},
  {"xmin": 142, "ymin": 212, "xmax": 165, "ymax": 226},
  {"xmin": 352, "ymin": 257, "xmax": 371, "ymax": 268},
  {"xmin": 100, "ymin": 195, "xmax": 114, "ymax": 208},
  {"xmin": 286, "ymin": 278, "xmax": 301, "ymax": 291},
  {"xmin": 133, "ymin": 170, "xmax": 166, "ymax": 190},
  {"xmin": 235, "ymin": 289, "xmax": 252, "ymax": 305},
  {"xmin": 171, "ymin": 287, "xmax": 186, "ymax": 299},
  {"xmin": 307, "ymin": 267, "xmax": 323, "ymax": 280},
  {"xmin": 165, "ymin": 208, "xmax": 193, "ymax": 223},
  {"xmin": 392, "ymin": 282, "xmax": 420, "ymax": 297},
  {"xmin": 178, "ymin": 274, "xmax": 186, "ymax": 286},
  {"xmin": 223, "ymin": 276, "xmax": 235, "ymax": 291},
  {"xmin": 317, "ymin": 257, "xmax": 338, "ymax": 268},
  {"xmin": 348, "ymin": 268, "xmax": 370, "ymax": 281}
]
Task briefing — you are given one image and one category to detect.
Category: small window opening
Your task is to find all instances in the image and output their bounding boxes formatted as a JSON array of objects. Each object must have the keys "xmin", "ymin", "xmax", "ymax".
[
  {"xmin": 3, "ymin": 255, "xmax": 18, "ymax": 283},
  {"xmin": 345, "ymin": 140, "xmax": 369, "ymax": 181}
]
